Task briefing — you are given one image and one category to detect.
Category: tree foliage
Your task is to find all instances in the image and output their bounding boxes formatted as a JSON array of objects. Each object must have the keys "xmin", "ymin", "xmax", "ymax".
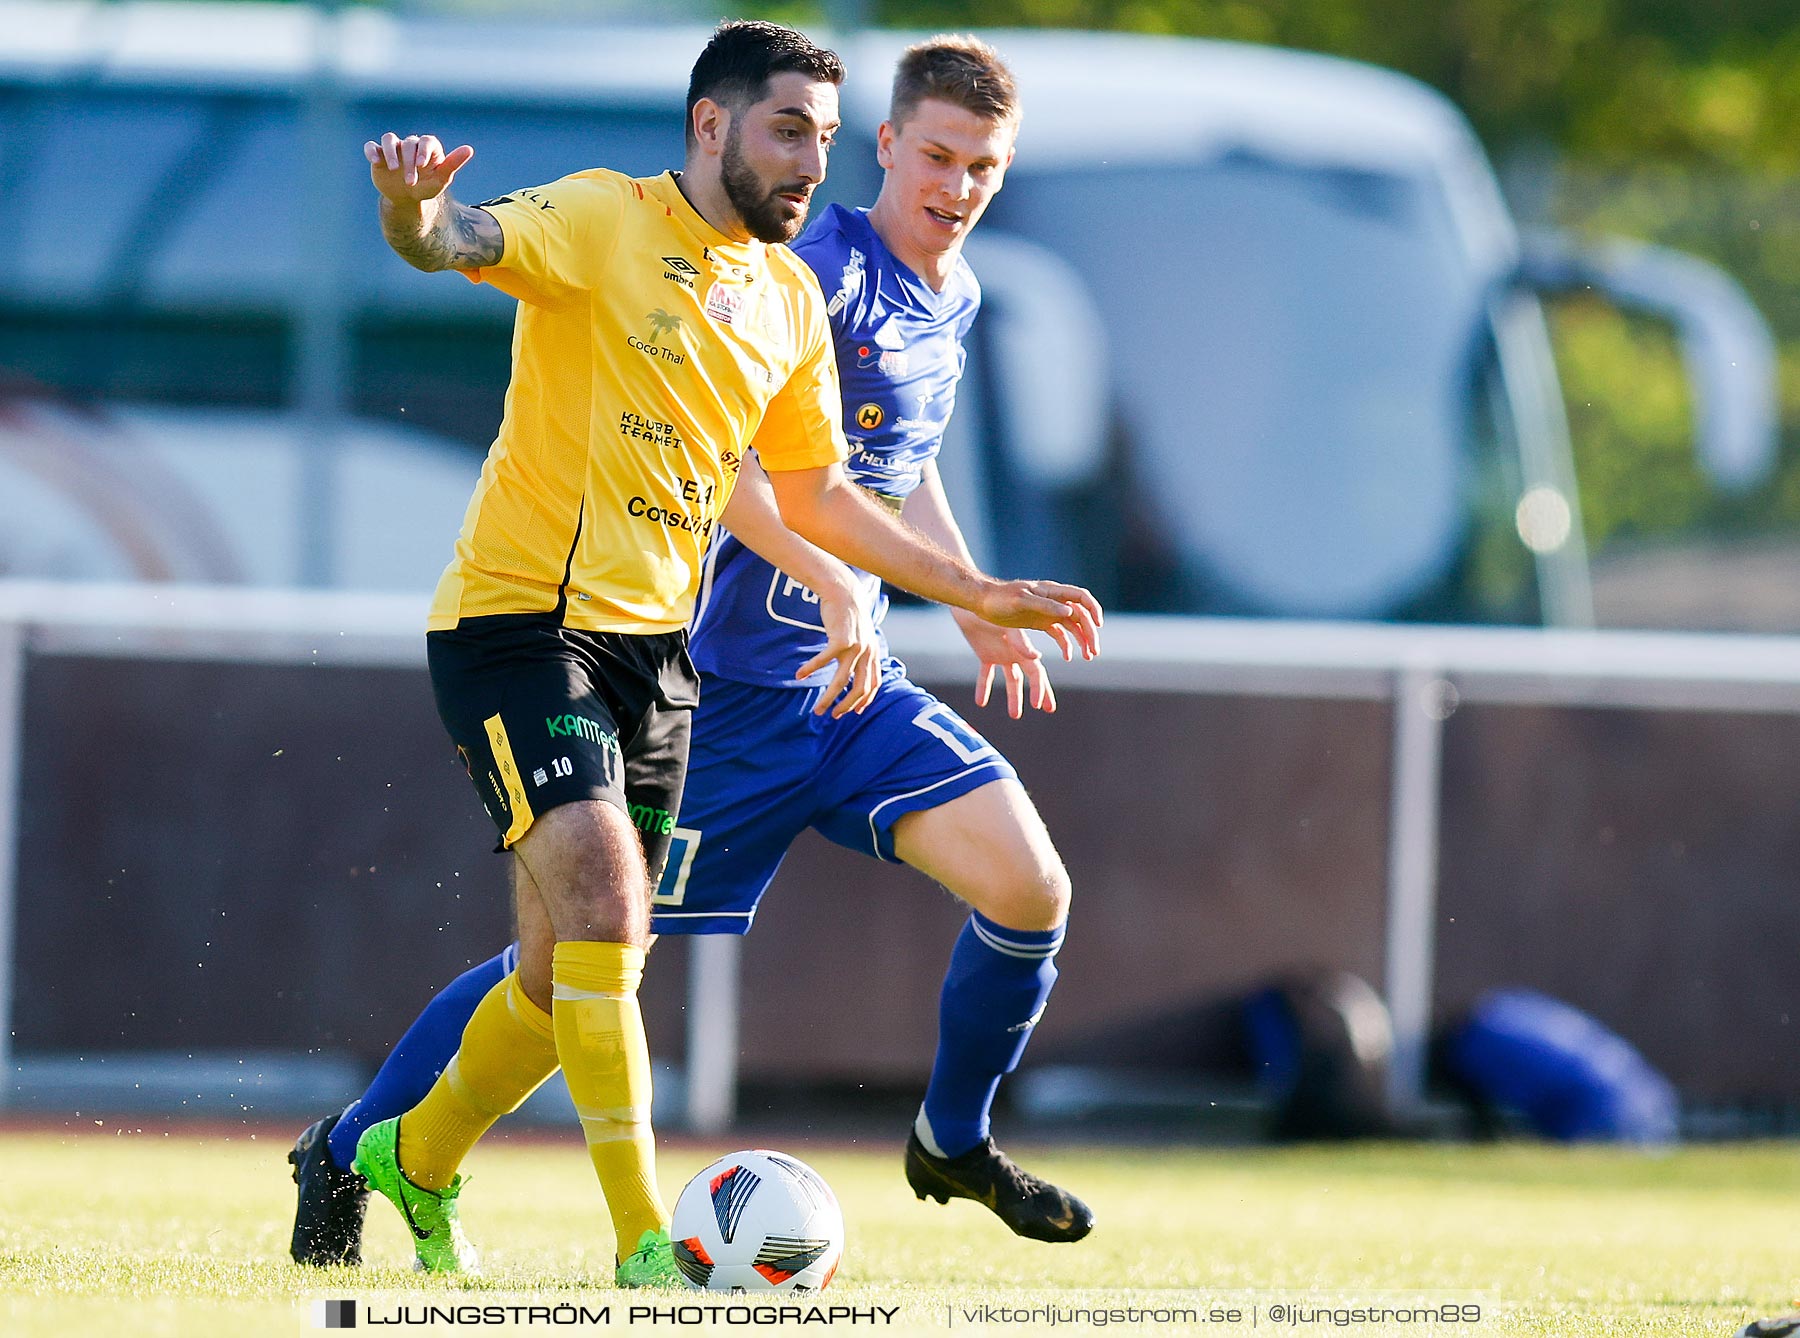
[{"xmin": 857, "ymin": 0, "xmax": 1800, "ymax": 173}]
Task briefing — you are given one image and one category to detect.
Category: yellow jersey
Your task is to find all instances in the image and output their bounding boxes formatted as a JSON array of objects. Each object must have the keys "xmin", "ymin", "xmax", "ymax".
[{"xmin": 427, "ymin": 169, "xmax": 849, "ymax": 633}]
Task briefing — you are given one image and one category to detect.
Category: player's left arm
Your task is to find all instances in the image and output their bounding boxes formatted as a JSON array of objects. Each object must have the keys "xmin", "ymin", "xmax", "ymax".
[{"xmin": 903, "ymin": 461, "xmax": 1057, "ymax": 719}]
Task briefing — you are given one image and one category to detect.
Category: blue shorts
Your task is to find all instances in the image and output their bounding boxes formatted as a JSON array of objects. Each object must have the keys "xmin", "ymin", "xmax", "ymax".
[{"xmin": 649, "ymin": 661, "xmax": 1016, "ymax": 935}]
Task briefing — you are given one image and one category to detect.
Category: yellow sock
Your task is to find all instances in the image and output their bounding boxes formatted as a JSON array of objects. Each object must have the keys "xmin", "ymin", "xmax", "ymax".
[
  {"xmin": 552, "ymin": 940, "xmax": 667, "ymax": 1257},
  {"xmin": 398, "ymin": 971, "xmax": 559, "ymax": 1191}
]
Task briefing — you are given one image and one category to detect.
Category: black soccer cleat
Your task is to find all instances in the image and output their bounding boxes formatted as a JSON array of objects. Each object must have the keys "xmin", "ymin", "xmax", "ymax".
[
  {"xmin": 904, "ymin": 1130, "xmax": 1095, "ymax": 1243},
  {"xmin": 288, "ymin": 1114, "xmax": 370, "ymax": 1267},
  {"xmin": 1740, "ymin": 1316, "xmax": 1800, "ymax": 1338}
]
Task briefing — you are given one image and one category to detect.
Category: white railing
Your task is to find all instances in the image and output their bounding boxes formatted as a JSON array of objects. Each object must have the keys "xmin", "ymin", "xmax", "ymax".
[{"xmin": 4, "ymin": 579, "xmax": 1800, "ymax": 1124}]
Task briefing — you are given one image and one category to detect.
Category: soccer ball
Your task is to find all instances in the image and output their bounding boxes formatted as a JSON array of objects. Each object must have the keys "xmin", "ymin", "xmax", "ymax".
[{"xmin": 669, "ymin": 1150, "xmax": 845, "ymax": 1292}]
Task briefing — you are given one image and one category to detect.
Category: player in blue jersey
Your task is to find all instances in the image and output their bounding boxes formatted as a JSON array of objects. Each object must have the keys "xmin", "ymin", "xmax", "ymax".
[{"xmin": 290, "ymin": 35, "xmax": 1094, "ymax": 1266}]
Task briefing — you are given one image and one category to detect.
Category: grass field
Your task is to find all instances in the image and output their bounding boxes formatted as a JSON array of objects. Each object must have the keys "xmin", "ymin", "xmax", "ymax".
[{"xmin": 0, "ymin": 1124, "xmax": 1795, "ymax": 1337}]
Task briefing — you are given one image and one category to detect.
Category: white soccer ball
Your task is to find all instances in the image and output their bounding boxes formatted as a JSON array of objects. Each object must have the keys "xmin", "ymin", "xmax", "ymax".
[{"xmin": 669, "ymin": 1150, "xmax": 845, "ymax": 1292}]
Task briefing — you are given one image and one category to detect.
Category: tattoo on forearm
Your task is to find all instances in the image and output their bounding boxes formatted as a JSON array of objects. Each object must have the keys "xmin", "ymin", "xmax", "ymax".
[{"xmin": 381, "ymin": 195, "xmax": 503, "ymax": 272}]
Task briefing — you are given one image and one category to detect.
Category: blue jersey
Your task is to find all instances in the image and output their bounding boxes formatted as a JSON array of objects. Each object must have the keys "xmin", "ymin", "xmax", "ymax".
[{"xmin": 689, "ymin": 204, "xmax": 981, "ymax": 687}]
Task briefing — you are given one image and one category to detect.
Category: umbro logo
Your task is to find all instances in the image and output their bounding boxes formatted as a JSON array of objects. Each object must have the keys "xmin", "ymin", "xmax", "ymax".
[
  {"xmin": 663, "ymin": 257, "xmax": 699, "ymax": 275},
  {"xmin": 662, "ymin": 256, "xmax": 699, "ymax": 289}
]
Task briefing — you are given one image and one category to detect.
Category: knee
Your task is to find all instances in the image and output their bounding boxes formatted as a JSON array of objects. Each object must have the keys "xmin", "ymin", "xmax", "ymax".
[{"xmin": 976, "ymin": 859, "xmax": 1071, "ymax": 935}]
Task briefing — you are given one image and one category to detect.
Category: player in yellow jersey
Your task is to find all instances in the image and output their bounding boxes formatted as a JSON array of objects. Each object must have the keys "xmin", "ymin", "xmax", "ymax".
[{"xmin": 346, "ymin": 21, "xmax": 1102, "ymax": 1286}]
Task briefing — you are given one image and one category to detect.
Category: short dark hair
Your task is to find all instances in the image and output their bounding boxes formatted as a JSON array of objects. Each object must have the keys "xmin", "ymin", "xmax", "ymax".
[
  {"xmin": 685, "ymin": 20, "xmax": 846, "ymax": 147},
  {"xmin": 891, "ymin": 34, "xmax": 1020, "ymax": 131}
]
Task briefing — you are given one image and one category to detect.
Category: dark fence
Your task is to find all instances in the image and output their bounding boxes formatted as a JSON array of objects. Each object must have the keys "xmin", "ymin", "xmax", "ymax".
[{"xmin": 13, "ymin": 644, "xmax": 1800, "ymax": 1103}]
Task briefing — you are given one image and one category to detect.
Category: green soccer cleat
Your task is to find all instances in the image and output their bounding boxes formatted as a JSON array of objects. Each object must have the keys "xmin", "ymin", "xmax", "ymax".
[
  {"xmin": 351, "ymin": 1117, "xmax": 478, "ymax": 1275},
  {"xmin": 615, "ymin": 1227, "xmax": 680, "ymax": 1288}
]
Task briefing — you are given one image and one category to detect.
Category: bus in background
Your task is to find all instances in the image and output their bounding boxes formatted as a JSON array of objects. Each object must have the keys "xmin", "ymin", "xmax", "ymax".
[{"xmin": 0, "ymin": 4, "xmax": 1776, "ymax": 624}]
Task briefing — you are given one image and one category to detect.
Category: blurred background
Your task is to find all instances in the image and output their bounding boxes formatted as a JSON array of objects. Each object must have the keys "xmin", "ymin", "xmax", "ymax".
[{"xmin": 3, "ymin": 0, "xmax": 1800, "ymax": 1146}]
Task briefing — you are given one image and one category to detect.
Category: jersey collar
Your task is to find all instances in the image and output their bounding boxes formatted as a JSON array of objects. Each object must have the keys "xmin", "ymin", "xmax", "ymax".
[
  {"xmin": 847, "ymin": 206, "xmax": 965, "ymax": 311},
  {"xmin": 649, "ymin": 171, "xmax": 762, "ymax": 266}
]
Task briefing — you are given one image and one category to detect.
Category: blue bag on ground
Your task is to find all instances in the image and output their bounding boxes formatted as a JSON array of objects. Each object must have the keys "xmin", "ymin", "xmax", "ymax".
[{"xmin": 1442, "ymin": 988, "xmax": 1677, "ymax": 1143}]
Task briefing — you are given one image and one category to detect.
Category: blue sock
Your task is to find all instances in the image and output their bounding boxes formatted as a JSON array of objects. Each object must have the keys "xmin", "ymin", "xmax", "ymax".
[
  {"xmin": 918, "ymin": 911, "xmax": 1063, "ymax": 1159},
  {"xmin": 325, "ymin": 945, "xmax": 517, "ymax": 1170}
]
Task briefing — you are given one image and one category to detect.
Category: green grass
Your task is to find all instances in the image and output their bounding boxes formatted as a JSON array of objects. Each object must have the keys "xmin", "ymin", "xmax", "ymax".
[{"xmin": 0, "ymin": 1126, "xmax": 1795, "ymax": 1335}]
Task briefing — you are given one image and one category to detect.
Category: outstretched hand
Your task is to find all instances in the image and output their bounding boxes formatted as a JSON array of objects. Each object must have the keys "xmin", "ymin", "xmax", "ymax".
[
  {"xmin": 364, "ymin": 132, "xmax": 474, "ymax": 205},
  {"xmin": 974, "ymin": 579, "xmax": 1103, "ymax": 663},
  {"xmin": 954, "ymin": 609, "xmax": 1055, "ymax": 719}
]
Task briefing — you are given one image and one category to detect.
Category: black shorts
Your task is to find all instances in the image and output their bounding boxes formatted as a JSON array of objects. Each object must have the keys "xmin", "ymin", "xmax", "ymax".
[{"xmin": 427, "ymin": 614, "xmax": 698, "ymax": 879}]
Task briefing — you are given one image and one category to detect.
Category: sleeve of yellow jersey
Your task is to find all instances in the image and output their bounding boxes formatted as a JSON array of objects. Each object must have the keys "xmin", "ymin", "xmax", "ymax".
[
  {"xmin": 460, "ymin": 170, "xmax": 626, "ymax": 306},
  {"xmin": 754, "ymin": 270, "xmax": 853, "ymax": 473}
]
